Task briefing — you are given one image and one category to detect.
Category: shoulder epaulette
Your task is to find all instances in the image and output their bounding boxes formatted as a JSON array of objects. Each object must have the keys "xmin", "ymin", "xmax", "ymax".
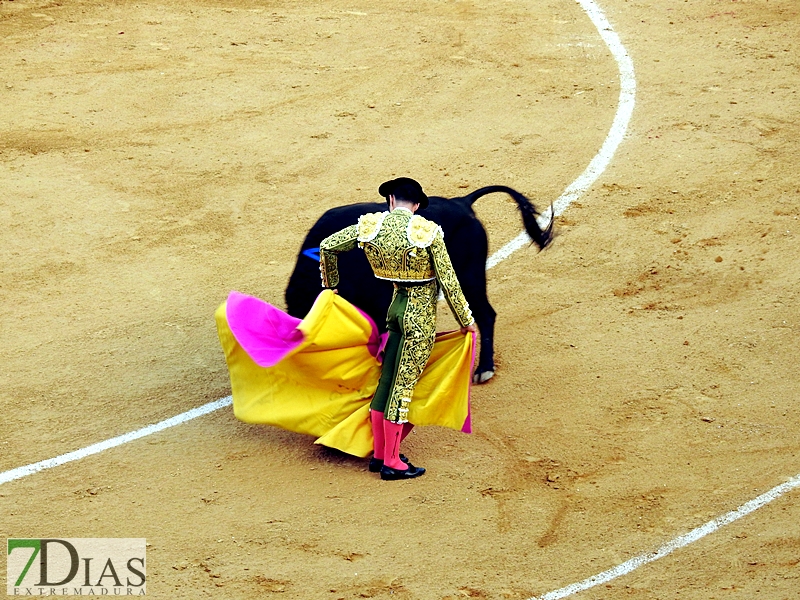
[
  {"xmin": 357, "ymin": 211, "xmax": 388, "ymax": 243},
  {"xmin": 406, "ymin": 215, "xmax": 442, "ymax": 248}
]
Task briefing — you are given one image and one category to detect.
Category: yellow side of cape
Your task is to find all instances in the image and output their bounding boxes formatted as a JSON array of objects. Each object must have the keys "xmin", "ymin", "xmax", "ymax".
[{"xmin": 215, "ymin": 291, "xmax": 473, "ymax": 457}]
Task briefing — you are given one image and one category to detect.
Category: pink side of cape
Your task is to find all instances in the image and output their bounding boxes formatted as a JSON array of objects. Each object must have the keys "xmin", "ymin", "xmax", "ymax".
[
  {"xmin": 461, "ymin": 330, "xmax": 476, "ymax": 433},
  {"xmin": 226, "ymin": 291, "xmax": 305, "ymax": 367}
]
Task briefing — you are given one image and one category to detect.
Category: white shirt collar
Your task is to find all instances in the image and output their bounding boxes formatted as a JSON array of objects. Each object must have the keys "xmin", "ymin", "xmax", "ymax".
[{"xmin": 391, "ymin": 206, "xmax": 414, "ymax": 215}]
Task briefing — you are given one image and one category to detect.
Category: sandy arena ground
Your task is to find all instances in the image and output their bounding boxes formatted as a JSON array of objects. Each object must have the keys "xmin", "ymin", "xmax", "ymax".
[{"xmin": 1, "ymin": 0, "xmax": 799, "ymax": 598}]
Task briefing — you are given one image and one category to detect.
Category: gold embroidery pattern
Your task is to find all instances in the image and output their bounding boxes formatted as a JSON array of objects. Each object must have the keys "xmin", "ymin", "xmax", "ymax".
[
  {"xmin": 360, "ymin": 211, "xmax": 436, "ymax": 282},
  {"xmin": 319, "ymin": 224, "xmax": 358, "ymax": 288},
  {"xmin": 356, "ymin": 211, "xmax": 388, "ymax": 243},
  {"xmin": 407, "ymin": 215, "xmax": 441, "ymax": 248},
  {"xmin": 385, "ymin": 282, "xmax": 438, "ymax": 423}
]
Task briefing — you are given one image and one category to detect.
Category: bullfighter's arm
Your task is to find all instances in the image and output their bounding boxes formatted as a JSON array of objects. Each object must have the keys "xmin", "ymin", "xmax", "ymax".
[
  {"xmin": 319, "ymin": 224, "xmax": 358, "ymax": 288},
  {"xmin": 429, "ymin": 231, "xmax": 474, "ymax": 328}
]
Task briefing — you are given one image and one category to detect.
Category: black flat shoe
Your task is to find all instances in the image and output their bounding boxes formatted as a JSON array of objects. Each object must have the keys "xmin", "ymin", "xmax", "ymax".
[
  {"xmin": 380, "ymin": 463, "xmax": 425, "ymax": 480},
  {"xmin": 368, "ymin": 454, "xmax": 408, "ymax": 473}
]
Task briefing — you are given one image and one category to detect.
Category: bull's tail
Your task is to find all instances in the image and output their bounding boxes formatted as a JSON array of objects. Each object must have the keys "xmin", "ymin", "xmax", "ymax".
[{"xmin": 458, "ymin": 185, "xmax": 554, "ymax": 250}]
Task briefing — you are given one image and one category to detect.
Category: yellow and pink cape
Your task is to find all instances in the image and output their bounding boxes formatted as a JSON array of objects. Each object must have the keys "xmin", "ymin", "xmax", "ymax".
[{"xmin": 215, "ymin": 290, "xmax": 474, "ymax": 457}]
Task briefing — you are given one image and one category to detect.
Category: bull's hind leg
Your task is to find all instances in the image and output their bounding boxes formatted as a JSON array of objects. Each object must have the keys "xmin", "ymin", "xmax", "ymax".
[
  {"xmin": 472, "ymin": 300, "xmax": 497, "ymax": 383},
  {"xmin": 452, "ymin": 226, "xmax": 496, "ymax": 384},
  {"xmin": 459, "ymin": 278, "xmax": 496, "ymax": 383}
]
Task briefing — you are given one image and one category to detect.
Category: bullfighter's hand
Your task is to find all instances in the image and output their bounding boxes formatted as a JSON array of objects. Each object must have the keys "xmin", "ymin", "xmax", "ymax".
[{"xmin": 461, "ymin": 323, "xmax": 477, "ymax": 334}]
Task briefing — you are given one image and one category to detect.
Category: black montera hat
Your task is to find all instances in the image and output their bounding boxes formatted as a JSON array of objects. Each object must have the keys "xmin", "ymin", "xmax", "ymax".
[{"xmin": 378, "ymin": 177, "xmax": 428, "ymax": 209}]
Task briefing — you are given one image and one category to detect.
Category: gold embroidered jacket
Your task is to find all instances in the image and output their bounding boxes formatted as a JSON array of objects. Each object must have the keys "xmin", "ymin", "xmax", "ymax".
[{"xmin": 319, "ymin": 207, "xmax": 474, "ymax": 327}]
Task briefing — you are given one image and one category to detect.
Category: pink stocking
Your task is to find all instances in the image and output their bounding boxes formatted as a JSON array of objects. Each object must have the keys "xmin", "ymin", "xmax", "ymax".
[
  {"xmin": 370, "ymin": 410, "xmax": 385, "ymax": 460},
  {"xmin": 401, "ymin": 422, "xmax": 414, "ymax": 442},
  {"xmin": 383, "ymin": 420, "xmax": 408, "ymax": 471}
]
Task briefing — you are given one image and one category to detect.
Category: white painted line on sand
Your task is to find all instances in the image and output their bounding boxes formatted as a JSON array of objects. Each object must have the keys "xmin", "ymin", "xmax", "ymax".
[
  {"xmin": 0, "ymin": 397, "xmax": 232, "ymax": 486},
  {"xmin": 487, "ymin": 0, "xmax": 636, "ymax": 270},
  {"xmin": 531, "ymin": 473, "xmax": 800, "ymax": 599}
]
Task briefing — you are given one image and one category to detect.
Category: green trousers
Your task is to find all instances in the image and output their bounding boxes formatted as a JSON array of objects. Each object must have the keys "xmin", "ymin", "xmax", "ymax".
[{"xmin": 370, "ymin": 282, "xmax": 438, "ymax": 424}]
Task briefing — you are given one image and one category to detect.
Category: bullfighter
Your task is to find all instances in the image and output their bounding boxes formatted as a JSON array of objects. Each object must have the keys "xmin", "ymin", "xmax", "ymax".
[{"xmin": 319, "ymin": 177, "xmax": 476, "ymax": 480}]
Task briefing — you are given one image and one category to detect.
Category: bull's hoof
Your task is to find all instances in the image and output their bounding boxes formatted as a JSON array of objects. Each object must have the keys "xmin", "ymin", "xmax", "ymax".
[{"xmin": 473, "ymin": 370, "xmax": 495, "ymax": 384}]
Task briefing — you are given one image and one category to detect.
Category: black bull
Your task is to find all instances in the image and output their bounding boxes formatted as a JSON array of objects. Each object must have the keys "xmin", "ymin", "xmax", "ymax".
[{"xmin": 285, "ymin": 185, "xmax": 553, "ymax": 383}]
